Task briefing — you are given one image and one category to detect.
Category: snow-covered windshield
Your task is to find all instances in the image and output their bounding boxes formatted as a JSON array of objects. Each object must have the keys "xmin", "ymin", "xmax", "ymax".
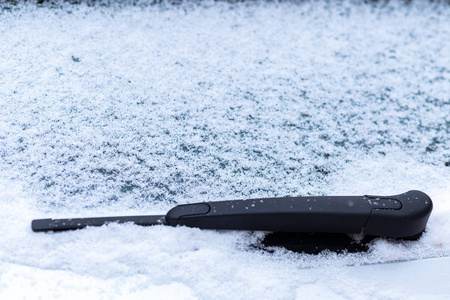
[{"xmin": 1, "ymin": 0, "xmax": 449, "ymax": 298}]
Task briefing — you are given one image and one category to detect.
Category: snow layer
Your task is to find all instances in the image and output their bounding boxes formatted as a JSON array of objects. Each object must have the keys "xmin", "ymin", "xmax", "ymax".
[{"xmin": 0, "ymin": 0, "xmax": 449, "ymax": 299}]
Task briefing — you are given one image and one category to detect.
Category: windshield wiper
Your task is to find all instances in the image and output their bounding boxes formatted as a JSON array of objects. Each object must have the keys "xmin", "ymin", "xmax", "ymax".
[{"xmin": 32, "ymin": 190, "xmax": 432, "ymax": 239}]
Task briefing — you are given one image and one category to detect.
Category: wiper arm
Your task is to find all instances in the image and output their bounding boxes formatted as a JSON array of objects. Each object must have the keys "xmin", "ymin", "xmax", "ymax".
[{"xmin": 32, "ymin": 190, "xmax": 432, "ymax": 239}]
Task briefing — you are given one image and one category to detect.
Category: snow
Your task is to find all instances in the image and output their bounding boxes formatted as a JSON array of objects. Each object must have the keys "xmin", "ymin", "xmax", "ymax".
[{"xmin": 0, "ymin": 0, "xmax": 449, "ymax": 298}]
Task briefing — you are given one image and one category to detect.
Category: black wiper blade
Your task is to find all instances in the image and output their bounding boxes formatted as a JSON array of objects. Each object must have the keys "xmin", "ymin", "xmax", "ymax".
[
  {"xmin": 31, "ymin": 190, "xmax": 433, "ymax": 239},
  {"xmin": 32, "ymin": 215, "xmax": 166, "ymax": 232}
]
